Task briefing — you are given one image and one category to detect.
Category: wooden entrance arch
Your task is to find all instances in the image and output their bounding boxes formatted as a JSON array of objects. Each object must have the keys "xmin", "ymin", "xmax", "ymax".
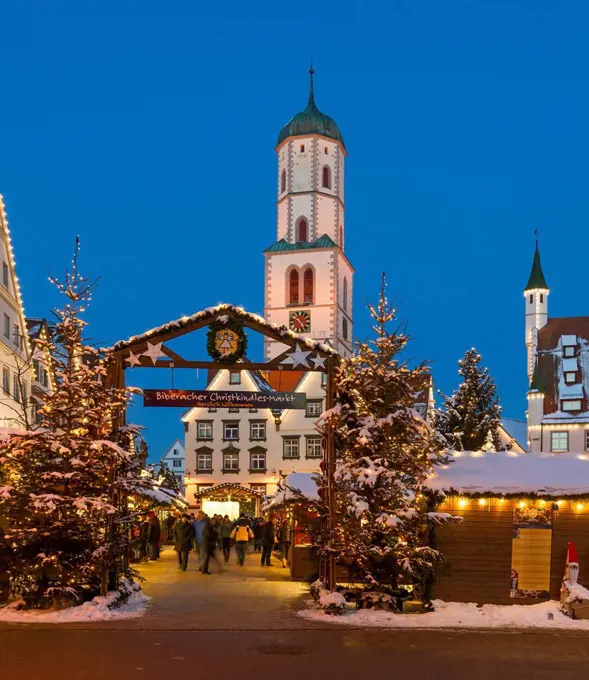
[{"xmin": 106, "ymin": 304, "xmax": 339, "ymax": 589}]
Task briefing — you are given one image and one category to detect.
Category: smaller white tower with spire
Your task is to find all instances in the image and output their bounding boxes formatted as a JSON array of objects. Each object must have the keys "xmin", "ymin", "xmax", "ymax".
[{"xmin": 524, "ymin": 240, "xmax": 549, "ymax": 382}]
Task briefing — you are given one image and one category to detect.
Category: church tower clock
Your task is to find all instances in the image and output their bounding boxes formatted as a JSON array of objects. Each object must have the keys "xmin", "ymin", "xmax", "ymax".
[{"xmin": 264, "ymin": 68, "xmax": 354, "ymax": 359}]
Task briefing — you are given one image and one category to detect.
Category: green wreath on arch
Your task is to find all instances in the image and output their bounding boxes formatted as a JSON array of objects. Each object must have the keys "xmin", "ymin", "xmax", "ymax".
[{"xmin": 207, "ymin": 320, "xmax": 247, "ymax": 363}]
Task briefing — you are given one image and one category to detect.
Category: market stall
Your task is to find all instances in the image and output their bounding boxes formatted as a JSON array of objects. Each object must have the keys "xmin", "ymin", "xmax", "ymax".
[
  {"xmin": 265, "ymin": 472, "xmax": 320, "ymax": 580},
  {"xmin": 427, "ymin": 451, "xmax": 589, "ymax": 604}
]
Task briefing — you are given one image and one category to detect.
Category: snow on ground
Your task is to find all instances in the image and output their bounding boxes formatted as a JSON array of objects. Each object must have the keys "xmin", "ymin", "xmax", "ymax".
[
  {"xmin": 0, "ymin": 584, "xmax": 149, "ymax": 624},
  {"xmin": 299, "ymin": 599, "xmax": 589, "ymax": 630}
]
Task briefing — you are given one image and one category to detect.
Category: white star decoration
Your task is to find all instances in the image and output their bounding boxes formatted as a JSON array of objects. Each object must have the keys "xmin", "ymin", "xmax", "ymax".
[
  {"xmin": 310, "ymin": 354, "xmax": 326, "ymax": 370},
  {"xmin": 124, "ymin": 351, "xmax": 143, "ymax": 368},
  {"xmin": 142, "ymin": 341, "xmax": 167, "ymax": 365},
  {"xmin": 281, "ymin": 344, "xmax": 312, "ymax": 369}
]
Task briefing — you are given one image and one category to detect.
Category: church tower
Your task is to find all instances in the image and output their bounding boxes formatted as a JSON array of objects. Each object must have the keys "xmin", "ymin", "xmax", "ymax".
[
  {"xmin": 524, "ymin": 241, "xmax": 549, "ymax": 381},
  {"xmin": 264, "ymin": 69, "xmax": 354, "ymax": 359}
]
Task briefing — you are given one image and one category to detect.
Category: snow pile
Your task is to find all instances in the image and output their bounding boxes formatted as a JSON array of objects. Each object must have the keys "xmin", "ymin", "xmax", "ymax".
[
  {"xmin": 319, "ymin": 590, "xmax": 346, "ymax": 608},
  {"xmin": 299, "ymin": 599, "xmax": 589, "ymax": 630},
  {"xmin": 0, "ymin": 582, "xmax": 149, "ymax": 624},
  {"xmin": 564, "ymin": 582, "xmax": 589, "ymax": 604},
  {"xmin": 265, "ymin": 472, "xmax": 320, "ymax": 508},
  {"xmin": 427, "ymin": 450, "xmax": 589, "ymax": 497}
]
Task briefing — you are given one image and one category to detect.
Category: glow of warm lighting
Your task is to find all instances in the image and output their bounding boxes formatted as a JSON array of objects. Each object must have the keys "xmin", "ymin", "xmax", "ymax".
[
  {"xmin": 518, "ymin": 500, "xmax": 526, "ymax": 509},
  {"xmin": 478, "ymin": 498, "xmax": 485, "ymax": 507},
  {"xmin": 538, "ymin": 499, "xmax": 546, "ymax": 506},
  {"xmin": 458, "ymin": 498, "xmax": 468, "ymax": 508},
  {"xmin": 499, "ymin": 498, "xmax": 505, "ymax": 504},
  {"xmin": 577, "ymin": 503, "xmax": 584, "ymax": 512}
]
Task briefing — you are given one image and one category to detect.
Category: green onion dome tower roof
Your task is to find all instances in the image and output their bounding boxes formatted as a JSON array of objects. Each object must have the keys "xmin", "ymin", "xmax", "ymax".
[{"xmin": 277, "ymin": 68, "xmax": 345, "ymax": 149}]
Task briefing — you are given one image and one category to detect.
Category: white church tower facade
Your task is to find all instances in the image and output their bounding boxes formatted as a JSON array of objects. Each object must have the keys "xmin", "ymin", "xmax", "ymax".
[{"xmin": 264, "ymin": 69, "xmax": 354, "ymax": 359}]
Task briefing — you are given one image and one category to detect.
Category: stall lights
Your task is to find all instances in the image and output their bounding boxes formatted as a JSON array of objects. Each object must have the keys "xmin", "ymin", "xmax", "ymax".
[{"xmin": 446, "ymin": 496, "xmax": 589, "ymax": 511}]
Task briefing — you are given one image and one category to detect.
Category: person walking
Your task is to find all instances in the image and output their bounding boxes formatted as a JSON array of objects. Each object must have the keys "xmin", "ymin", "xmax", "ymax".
[
  {"xmin": 174, "ymin": 514, "xmax": 195, "ymax": 571},
  {"xmin": 219, "ymin": 515, "xmax": 233, "ymax": 562},
  {"xmin": 277, "ymin": 519, "xmax": 292, "ymax": 569},
  {"xmin": 201, "ymin": 516, "xmax": 222, "ymax": 575},
  {"xmin": 193, "ymin": 511, "xmax": 207, "ymax": 571},
  {"xmin": 252, "ymin": 518, "xmax": 263, "ymax": 552},
  {"xmin": 260, "ymin": 517, "xmax": 276, "ymax": 567},
  {"xmin": 231, "ymin": 513, "xmax": 254, "ymax": 567},
  {"xmin": 164, "ymin": 511, "xmax": 177, "ymax": 543},
  {"xmin": 139, "ymin": 515, "xmax": 150, "ymax": 562},
  {"xmin": 147, "ymin": 512, "xmax": 161, "ymax": 561}
]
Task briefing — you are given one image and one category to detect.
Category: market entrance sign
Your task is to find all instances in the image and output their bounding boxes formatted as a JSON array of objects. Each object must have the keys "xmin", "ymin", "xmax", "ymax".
[{"xmin": 143, "ymin": 389, "xmax": 307, "ymax": 410}]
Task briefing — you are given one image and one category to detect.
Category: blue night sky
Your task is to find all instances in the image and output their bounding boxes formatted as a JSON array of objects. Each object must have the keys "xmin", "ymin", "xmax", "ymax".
[{"xmin": 1, "ymin": 1, "xmax": 588, "ymax": 459}]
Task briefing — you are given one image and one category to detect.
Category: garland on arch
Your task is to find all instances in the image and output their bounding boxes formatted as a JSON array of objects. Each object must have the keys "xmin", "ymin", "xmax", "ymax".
[{"xmin": 206, "ymin": 320, "xmax": 247, "ymax": 363}]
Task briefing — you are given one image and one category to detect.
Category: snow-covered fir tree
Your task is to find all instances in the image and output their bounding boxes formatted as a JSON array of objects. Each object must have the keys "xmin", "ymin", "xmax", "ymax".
[
  {"xmin": 0, "ymin": 240, "xmax": 146, "ymax": 608},
  {"xmin": 436, "ymin": 348, "xmax": 503, "ymax": 451},
  {"xmin": 158, "ymin": 462, "xmax": 180, "ymax": 494},
  {"xmin": 317, "ymin": 275, "xmax": 452, "ymax": 599}
]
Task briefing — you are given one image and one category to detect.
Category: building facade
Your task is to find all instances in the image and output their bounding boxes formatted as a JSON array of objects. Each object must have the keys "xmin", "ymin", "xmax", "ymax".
[
  {"xmin": 183, "ymin": 71, "xmax": 349, "ymax": 509},
  {"xmin": 0, "ymin": 196, "xmax": 37, "ymax": 428},
  {"xmin": 159, "ymin": 439, "xmax": 186, "ymax": 493},
  {"xmin": 525, "ymin": 243, "xmax": 589, "ymax": 453}
]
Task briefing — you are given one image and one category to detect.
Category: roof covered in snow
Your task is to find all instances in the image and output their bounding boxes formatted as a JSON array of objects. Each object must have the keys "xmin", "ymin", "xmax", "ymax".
[
  {"xmin": 535, "ymin": 319, "xmax": 589, "ymax": 422},
  {"xmin": 265, "ymin": 472, "xmax": 320, "ymax": 508},
  {"xmin": 427, "ymin": 450, "xmax": 589, "ymax": 497}
]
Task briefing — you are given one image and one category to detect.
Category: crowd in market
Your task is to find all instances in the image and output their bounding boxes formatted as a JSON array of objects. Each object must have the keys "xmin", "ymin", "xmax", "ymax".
[{"xmin": 131, "ymin": 511, "xmax": 292, "ymax": 573}]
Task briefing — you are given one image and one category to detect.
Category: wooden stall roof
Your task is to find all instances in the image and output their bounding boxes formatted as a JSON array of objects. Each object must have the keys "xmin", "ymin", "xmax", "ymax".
[{"xmin": 194, "ymin": 483, "xmax": 264, "ymax": 501}]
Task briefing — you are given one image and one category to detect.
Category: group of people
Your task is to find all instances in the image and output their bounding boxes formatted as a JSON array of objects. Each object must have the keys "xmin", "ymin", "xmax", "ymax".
[
  {"xmin": 169, "ymin": 511, "xmax": 292, "ymax": 573},
  {"xmin": 131, "ymin": 511, "xmax": 163, "ymax": 562}
]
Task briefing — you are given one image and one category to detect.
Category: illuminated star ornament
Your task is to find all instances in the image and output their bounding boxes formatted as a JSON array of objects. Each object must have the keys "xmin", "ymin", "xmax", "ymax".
[
  {"xmin": 124, "ymin": 351, "xmax": 143, "ymax": 368},
  {"xmin": 142, "ymin": 341, "xmax": 167, "ymax": 365},
  {"xmin": 310, "ymin": 354, "xmax": 326, "ymax": 370},
  {"xmin": 281, "ymin": 344, "xmax": 312, "ymax": 369}
]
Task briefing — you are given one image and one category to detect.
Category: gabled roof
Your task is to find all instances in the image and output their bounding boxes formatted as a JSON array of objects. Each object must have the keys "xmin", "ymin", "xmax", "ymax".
[
  {"xmin": 524, "ymin": 242, "xmax": 549, "ymax": 291},
  {"xmin": 263, "ymin": 234, "xmax": 337, "ymax": 253},
  {"xmin": 107, "ymin": 304, "xmax": 337, "ymax": 356}
]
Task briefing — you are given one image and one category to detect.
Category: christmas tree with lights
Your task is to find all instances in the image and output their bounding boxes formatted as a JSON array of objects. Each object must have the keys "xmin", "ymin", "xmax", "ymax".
[
  {"xmin": 0, "ymin": 240, "xmax": 145, "ymax": 608},
  {"xmin": 317, "ymin": 275, "xmax": 452, "ymax": 604}
]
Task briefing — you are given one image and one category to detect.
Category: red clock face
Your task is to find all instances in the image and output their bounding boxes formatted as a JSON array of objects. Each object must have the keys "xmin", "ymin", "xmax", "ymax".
[{"xmin": 289, "ymin": 310, "xmax": 311, "ymax": 332}]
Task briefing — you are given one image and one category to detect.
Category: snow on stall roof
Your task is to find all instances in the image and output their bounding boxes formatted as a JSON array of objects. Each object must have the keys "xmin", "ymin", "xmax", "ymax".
[
  {"xmin": 105, "ymin": 304, "xmax": 337, "ymax": 356},
  {"xmin": 265, "ymin": 472, "xmax": 320, "ymax": 508},
  {"xmin": 426, "ymin": 450, "xmax": 589, "ymax": 497}
]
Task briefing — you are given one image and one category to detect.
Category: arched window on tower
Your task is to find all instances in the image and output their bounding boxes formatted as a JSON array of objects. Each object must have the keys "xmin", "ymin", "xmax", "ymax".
[
  {"xmin": 281, "ymin": 169, "xmax": 286, "ymax": 194},
  {"xmin": 303, "ymin": 268, "xmax": 314, "ymax": 304},
  {"xmin": 343, "ymin": 277, "xmax": 348, "ymax": 312},
  {"xmin": 322, "ymin": 166, "xmax": 332, "ymax": 189},
  {"xmin": 297, "ymin": 218, "xmax": 308, "ymax": 243},
  {"xmin": 289, "ymin": 269, "xmax": 299, "ymax": 305},
  {"xmin": 339, "ymin": 225, "xmax": 343, "ymax": 247}
]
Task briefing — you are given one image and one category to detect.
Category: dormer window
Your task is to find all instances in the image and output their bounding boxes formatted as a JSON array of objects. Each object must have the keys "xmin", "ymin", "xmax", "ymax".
[
  {"xmin": 561, "ymin": 399, "xmax": 582, "ymax": 412},
  {"xmin": 564, "ymin": 346, "xmax": 575, "ymax": 358},
  {"xmin": 565, "ymin": 372, "xmax": 577, "ymax": 385}
]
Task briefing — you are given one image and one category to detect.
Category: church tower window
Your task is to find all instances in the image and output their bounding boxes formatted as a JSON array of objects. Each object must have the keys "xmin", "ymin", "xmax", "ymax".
[
  {"xmin": 297, "ymin": 218, "xmax": 308, "ymax": 242},
  {"xmin": 322, "ymin": 166, "xmax": 332, "ymax": 189},
  {"xmin": 343, "ymin": 277, "xmax": 348, "ymax": 311},
  {"xmin": 281, "ymin": 169, "xmax": 286, "ymax": 193},
  {"xmin": 289, "ymin": 269, "xmax": 299, "ymax": 304},
  {"xmin": 303, "ymin": 268, "xmax": 314, "ymax": 304}
]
